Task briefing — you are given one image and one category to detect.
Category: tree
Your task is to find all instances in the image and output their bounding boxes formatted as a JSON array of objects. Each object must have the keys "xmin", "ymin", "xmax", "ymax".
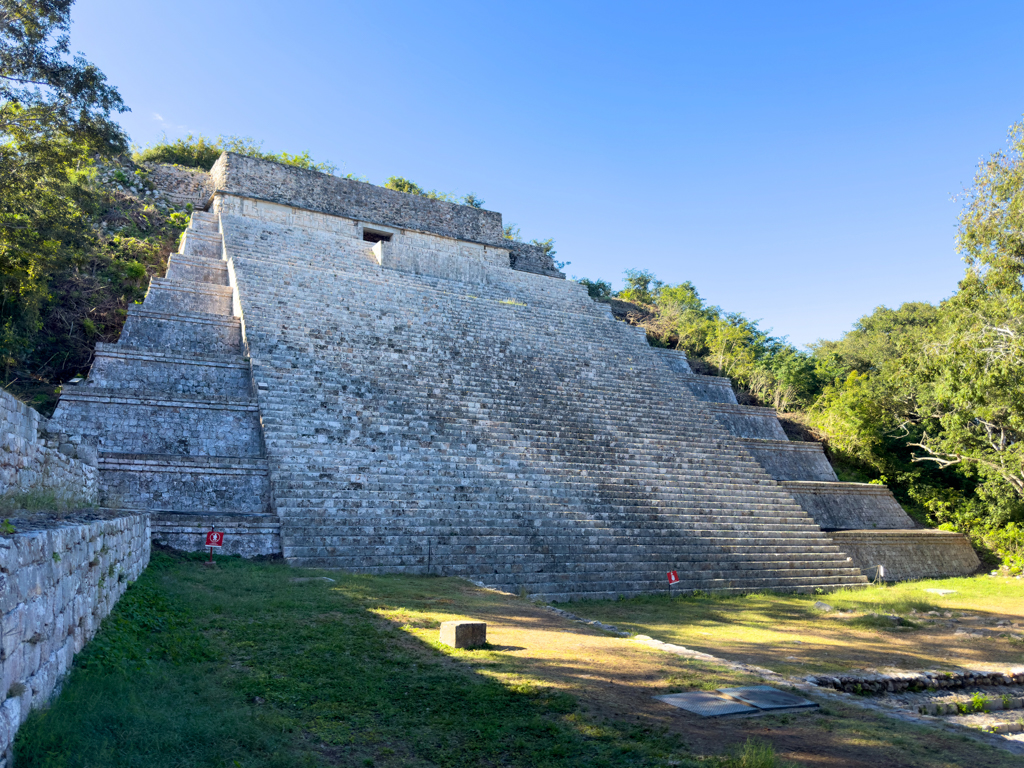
[
  {"xmin": 134, "ymin": 134, "xmax": 340, "ymax": 175},
  {"xmin": 1, "ymin": 0, "xmax": 130, "ymax": 370},
  {"xmin": 901, "ymin": 121, "xmax": 1024, "ymax": 497},
  {"xmin": 617, "ymin": 269, "xmax": 664, "ymax": 305},
  {"xmin": 0, "ymin": 0, "xmax": 129, "ymax": 154},
  {"xmin": 384, "ymin": 176, "xmax": 424, "ymax": 195},
  {"xmin": 577, "ymin": 278, "xmax": 611, "ymax": 300}
]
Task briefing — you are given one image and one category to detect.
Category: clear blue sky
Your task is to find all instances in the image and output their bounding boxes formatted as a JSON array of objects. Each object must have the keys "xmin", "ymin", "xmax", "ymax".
[{"xmin": 72, "ymin": 1, "xmax": 1023, "ymax": 347}]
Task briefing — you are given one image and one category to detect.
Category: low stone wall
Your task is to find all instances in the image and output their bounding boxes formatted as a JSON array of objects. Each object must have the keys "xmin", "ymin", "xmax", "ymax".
[
  {"xmin": 782, "ymin": 481, "xmax": 916, "ymax": 529},
  {"xmin": 829, "ymin": 529, "xmax": 980, "ymax": 581},
  {"xmin": 150, "ymin": 512, "xmax": 280, "ymax": 557},
  {"xmin": 808, "ymin": 668, "xmax": 1024, "ymax": 694},
  {"xmin": 1, "ymin": 389, "xmax": 98, "ymax": 502},
  {"xmin": 0, "ymin": 514, "xmax": 150, "ymax": 767}
]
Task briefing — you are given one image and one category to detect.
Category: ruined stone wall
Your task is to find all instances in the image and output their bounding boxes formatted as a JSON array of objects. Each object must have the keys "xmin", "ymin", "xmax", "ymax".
[
  {"xmin": 0, "ymin": 514, "xmax": 150, "ymax": 767},
  {"xmin": 210, "ymin": 153, "xmax": 504, "ymax": 244},
  {"xmin": 208, "ymin": 153, "xmax": 564, "ymax": 277},
  {"xmin": 0, "ymin": 389, "xmax": 97, "ymax": 502},
  {"xmin": 829, "ymin": 529, "xmax": 980, "ymax": 582},
  {"xmin": 142, "ymin": 163, "xmax": 215, "ymax": 209}
]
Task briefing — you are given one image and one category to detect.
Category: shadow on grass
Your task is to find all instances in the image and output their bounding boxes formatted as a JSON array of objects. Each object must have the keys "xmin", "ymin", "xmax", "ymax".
[{"xmin": 14, "ymin": 551, "xmax": 703, "ymax": 768}]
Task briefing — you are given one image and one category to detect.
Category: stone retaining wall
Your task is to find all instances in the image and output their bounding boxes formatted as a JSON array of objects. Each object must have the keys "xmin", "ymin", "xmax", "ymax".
[
  {"xmin": 808, "ymin": 668, "xmax": 1024, "ymax": 694},
  {"xmin": 142, "ymin": 163, "xmax": 215, "ymax": 209},
  {"xmin": 0, "ymin": 389, "xmax": 97, "ymax": 502},
  {"xmin": 783, "ymin": 481, "xmax": 916, "ymax": 529},
  {"xmin": 737, "ymin": 439, "xmax": 838, "ymax": 482},
  {"xmin": 828, "ymin": 529, "xmax": 980, "ymax": 581},
  {"xmin": 0, "ymin": 514, "xmax": 150, "ymax": 767}
]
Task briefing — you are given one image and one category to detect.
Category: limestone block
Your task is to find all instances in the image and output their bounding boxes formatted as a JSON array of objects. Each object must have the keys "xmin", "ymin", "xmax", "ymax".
[{"xmin": 439, "ymin": 620, "xmax": 486, "ymax": 649}]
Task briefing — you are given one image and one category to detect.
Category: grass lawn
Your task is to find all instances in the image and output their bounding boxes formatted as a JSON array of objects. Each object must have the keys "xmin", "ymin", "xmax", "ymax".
[
  {"xmin": 14, "ymin": 553, "xmax": 1022, "ymax": 768},
  {"xmin": 568, "ymin": 576, "xmax": 1024, "ymax": 678}
]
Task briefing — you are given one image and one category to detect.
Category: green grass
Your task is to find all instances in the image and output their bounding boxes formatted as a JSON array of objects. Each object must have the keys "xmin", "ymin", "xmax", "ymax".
[
  {"xmin": 17, "ymin": 558, "xmax": 1022, "ymax": 767},
  {"xmin": 17, "ymin": 551, "xmax": 736, "ymax": 768}
]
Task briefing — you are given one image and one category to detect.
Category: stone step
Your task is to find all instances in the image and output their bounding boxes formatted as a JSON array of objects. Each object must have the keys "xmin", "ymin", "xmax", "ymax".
[
  {"xmin": 50, "ymin": 389, "xmax": 262, "ymax": 457},
  {"xmin": 180, "ymin": 228, "xmax": 223, "ymax": 259},
  {"xmin": 118, "ymin": 306, "xmax": 242, "ymax": 355},
  {"xmin": 87, "ymin": 343, "xmax": 251, "ymax": 398},
  {"xmin": 166, "ymin": 253, "xmax": 229, "ymax": 285},
  {"xmin": 99, "ymin": 453, "xmax": 269, "ymax": 514},
  {"xmin": 145, "ymin": 278, "xmax": 234, "ymax": 316}
]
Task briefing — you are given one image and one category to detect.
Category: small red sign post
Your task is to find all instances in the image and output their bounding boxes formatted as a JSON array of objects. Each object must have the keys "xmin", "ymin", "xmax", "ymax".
[
  {"xmin": 667, "ymin": 570, "xmax": 679, "ymax": 585},
  {"xmin": 206, "ymin": 529, "xmax": 224, "ymax": 561}
]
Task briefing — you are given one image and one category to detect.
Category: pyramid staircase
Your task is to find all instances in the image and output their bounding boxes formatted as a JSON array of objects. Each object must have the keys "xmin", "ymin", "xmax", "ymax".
[
  {"xmin": 48, "ymin": 197, "xmax": 872, "ymax": 598},
  {"xmin": 218, "ymin": 203, "xmax": 867, "ymax": 599},
  {"xmin": 48, "ymin": 212, "xmax": 279, "ymax": 556}
]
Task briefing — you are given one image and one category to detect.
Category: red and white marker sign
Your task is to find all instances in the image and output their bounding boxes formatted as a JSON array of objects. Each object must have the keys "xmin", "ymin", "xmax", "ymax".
[
  {"xmin": 206, "ymin": 530, "xmax": 224, "ymax": 548},
  {"xmin": 667, "ymin": 570, "xmax": 679, "ymax": 585}
]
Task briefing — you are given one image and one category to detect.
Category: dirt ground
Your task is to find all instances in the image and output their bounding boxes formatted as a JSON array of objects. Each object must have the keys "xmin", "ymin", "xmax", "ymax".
[{"xmin": 358, "ymin": 577, "xmax": 1020, "ymax": 768}]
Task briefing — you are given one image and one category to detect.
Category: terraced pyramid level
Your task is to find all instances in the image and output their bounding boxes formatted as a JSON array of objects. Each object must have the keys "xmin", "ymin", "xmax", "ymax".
[{"xmin": 46, "ymin": 153, "xmax": 977, "ymax": 598}]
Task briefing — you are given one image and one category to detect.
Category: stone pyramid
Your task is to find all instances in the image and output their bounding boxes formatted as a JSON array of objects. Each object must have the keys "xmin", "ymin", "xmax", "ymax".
[{"xmin": 47, "ymin": 153, "xmax": 979, "ymax": 599}]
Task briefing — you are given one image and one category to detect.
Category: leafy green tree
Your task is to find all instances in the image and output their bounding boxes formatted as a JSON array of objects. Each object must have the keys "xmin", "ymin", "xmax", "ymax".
[
  {"xmin": 616, "ymin": 269, "xmax": 664, "ymax": 305},
  {"xmin": 577, "ymin": 278, "xmax": 611, "ymax": 300},
  {"xmin": 0, "ymin": 0, "xmax": 129, "ymax": 154},
  {"xmin": 384, "ymin": 176, "xmax": 424, "ymax": 195}
]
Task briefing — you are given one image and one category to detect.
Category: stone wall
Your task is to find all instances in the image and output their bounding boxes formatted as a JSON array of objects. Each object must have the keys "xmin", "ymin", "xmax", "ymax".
[
  {"xmin": 210, "ymin": 152, "xmax": 504, "ymax": 244},
  {"xmin": 207, "ymin": 153, "xmax": 564, "ymax": 278},
  {"xmin": 0, "ymin": 389, "xmax": 98, "ymax": 502},
  {"xmin": 507, "ymin": 241, "xmax": 566, "ymax": 278},
  {"xmin": 652, "ymin": 348, "xmax": 693, "ymax": 375},
  {"xmin": 703, "ymin": 402, "xmax": 788, "ymax": 440},
  {"xmin": 737, "ymin": 439, "xmax": 838, "ymax": 482},
  {"xmin": 681, "ymin": 375, "xmax": 738, "ymax": 404},
  {"xmin": 50, "ymin": 391, "xmax": 263, "ymax": 458},
  {"xmin": 781, "ymin": 481, "xmax": 917, "ymax": 529},
  {"xmin": 0, "ymin": 514, "xmax": 150, "ymax": 767},
  {"xmin": 829, "ymin": 529, "xmax": 980, "ymax": 581},
  {"xmin": 142, "ymin": 163, "xmax": 215, "ymax": 209}
]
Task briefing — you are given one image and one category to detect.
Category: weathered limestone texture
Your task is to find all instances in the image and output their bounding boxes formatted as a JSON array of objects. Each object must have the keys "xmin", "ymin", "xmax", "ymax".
[
  {"xmin": 48, "ymin": 210, "xmax": 279, "ymax": 556},
  {"xmin": 212, "ymin": 177, "xmax": 867, "ymax": 600},
  {"xmin": 208, "ymin": 153, "xmax": 563, "ymax": 277},
  {"xmin": 658, "ymin": 351, "xmax": 976, "ymax": 580},
  {"xmin": 43, "ymin": 153, "xmax": 968, "ymax": 593},
  {"xmin": 0, "ymin": 389, "xmax": 97, "ymax": 502},
  {"xmin": 738, "ymin": 440, "xmax": 838, "ymax": 483},
  {"xmin": 653, "ymin": 348, "xmax": 694, "ymax": 375},
  {"xmin": 142, "ymin": 163, "xmax": 214, "ymax": 209},
  {"xmin": 0, "ymin": 514, "xmax": 150, "ymax": 767},
  {"xmin": 828, "ymin": 530, "xmax": 979, "ymax": 581},
  {"xmin": 781, "ymin": 481, "xmax": 916, "ymax": 530},
  {"xmin": 703, "ymin": 402, "xmax": 789, "ymax": 440}
]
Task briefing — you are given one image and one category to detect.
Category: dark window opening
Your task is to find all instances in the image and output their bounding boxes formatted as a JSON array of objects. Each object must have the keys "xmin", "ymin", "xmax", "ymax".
[{"xmin": 363, "ymin": 231, "xmax": 392, "ymax": 243}]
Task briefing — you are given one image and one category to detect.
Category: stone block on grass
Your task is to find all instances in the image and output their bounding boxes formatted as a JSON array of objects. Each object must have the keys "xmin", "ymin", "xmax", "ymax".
[{"xmin": 440, "ymin": 620, "xmax": 486, "ymax": 649}]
